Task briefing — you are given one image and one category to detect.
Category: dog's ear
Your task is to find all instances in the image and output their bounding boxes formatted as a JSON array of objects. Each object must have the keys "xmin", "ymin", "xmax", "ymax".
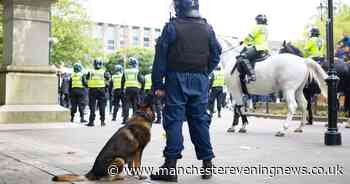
[
  {"xmin": 137, "ymin": 95, "xmax": 153, "ymax": 108},
  {"xmin": 144, "ymin": 94, "xmax": 154, "ymax": 107}
]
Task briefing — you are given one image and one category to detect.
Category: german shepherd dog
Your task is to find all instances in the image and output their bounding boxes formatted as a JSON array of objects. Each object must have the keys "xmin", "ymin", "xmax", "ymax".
[{"xmin": 53, "ymin": 95, "xmax": 155, "ymax": 182}]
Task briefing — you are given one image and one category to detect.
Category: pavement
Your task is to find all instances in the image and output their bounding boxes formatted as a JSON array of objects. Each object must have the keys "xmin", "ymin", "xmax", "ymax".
[{"xmin": 0, "ymin": 110, "xmax": 350, "ymax": 184}]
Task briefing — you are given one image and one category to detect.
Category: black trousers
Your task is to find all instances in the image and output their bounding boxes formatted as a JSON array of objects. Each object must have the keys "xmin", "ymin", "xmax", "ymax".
[
  {"xmin": 145, "ymin": 89, "xmax": 162, "ymax": 122},
  {"xmin": 123, "ymin": 87, "xmax": 140, "ymax": 122},
  {"xmin": 112, "ymin": 89, "xmax": 124, "ymax": 119},
  {"xmin": 70, "ymin": 88, "xmax": 86, "ymax": 120},
  {"xmin": 209, "ymin": 87, "xmax": 224, "ymax": 114},
  {"xmin": 89, "ymin": 88, "xmax": 107, "ymax": 124}
]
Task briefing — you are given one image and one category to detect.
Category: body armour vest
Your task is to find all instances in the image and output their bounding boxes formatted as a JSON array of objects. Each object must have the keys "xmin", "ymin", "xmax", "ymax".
[{"xmin": 168, "ymin": 18, "xmax": 211, "ymax": 73}]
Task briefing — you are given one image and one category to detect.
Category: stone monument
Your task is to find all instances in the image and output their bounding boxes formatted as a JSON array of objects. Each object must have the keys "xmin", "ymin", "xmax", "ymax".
[{"xmin": 0, "ymin": 0, "xmax": 69, "ymax": 123}]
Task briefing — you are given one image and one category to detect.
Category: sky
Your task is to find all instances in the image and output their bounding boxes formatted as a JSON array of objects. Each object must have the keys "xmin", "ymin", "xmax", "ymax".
[{"xmin": 85, "ymin": 0, "xmax": 350, "ymax": 41}]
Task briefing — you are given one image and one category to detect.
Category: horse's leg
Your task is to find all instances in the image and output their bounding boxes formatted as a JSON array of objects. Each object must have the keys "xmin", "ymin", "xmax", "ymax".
[
  {"xmin": 305, "ymin": 94, "xmax": 314, "ymax": 125},
  {"xmin": 294, "ymin": 90, "xmax": 307, "ymax": 133},
  {"xmin": 276, "ymin": 90, "xmax": 297, "ymax": 137},
  {"xmin": 227, "ymin": 104, "xmax": 240, "ymax": 133},
  {"xmin": 238, "ymin": 106, "xmax": 249, "ymax": 133}
]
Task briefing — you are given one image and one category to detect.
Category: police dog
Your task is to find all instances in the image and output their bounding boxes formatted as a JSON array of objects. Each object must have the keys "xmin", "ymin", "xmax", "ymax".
[{"xmin": 53, "ymin": 95, "xmax": 155, "ymax": 182}]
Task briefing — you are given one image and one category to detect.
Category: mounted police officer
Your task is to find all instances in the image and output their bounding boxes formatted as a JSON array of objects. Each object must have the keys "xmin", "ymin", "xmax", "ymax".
[
  {"xmin": 239, "ymin": 14, "xmax": 269, "ymax": 83},
  {"xmin": 150, "ymin": 0, "xmax": 222, "ymax": 181},
  {"xmin": 110, "ymin": 64, "xmax": 124, "ymax": 122},
  {"xmin": 304, "ymin": 28, "xmax": 324, "ymax": 64},
  {"xmin": 86, "ymin": 60, "xmax": 110, "ymax": 127},
  {"xmin": 121, "ymin": 57, "xmax": 145, "ymax": 124},
  {"xmin": 69, "ymin": 63, "xmax": 88, "ymax": 123},
  {"xmin": 209, "ymin": 65, "xmax": 225, "ymax": 118}
]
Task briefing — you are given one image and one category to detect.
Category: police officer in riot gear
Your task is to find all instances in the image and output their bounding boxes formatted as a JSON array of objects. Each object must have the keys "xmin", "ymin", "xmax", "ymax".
[
  {"xmin": 121, "ymin": 57, "xmax": 145, "ymax": 124},
  {"xmin": 144, "ymin": 66, "xmax": 162, "ymax": 124},
  {"xmin": 304, "ymin": 28, "xmax": 324, "ymax": 64},
  {"xmin": 150, "ymin": 0, "xmax": 222, "ymax": 181},
  {"xmin": 86, "ymin": 60, "xmax": 110, "ymax": 127},
  {"xmin": 69, "ymin": 63, "xmax": 88, "ymax": 123},
  {"xmin": 238, "ymin": 14, "xmax": 269, "ymax": 83},
  {"xmin": 110, "ymin": 64, "xmax": 124, "ymax": 122},
  {"xmin": 209, "ymin": 65, "xmax": 225, "ymax": 118}
]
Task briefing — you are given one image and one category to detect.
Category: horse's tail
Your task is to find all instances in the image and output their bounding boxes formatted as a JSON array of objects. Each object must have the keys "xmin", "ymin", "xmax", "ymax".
[{"xmin": 305, "ymin": 58, "xmax": 328, "ymax": 98}]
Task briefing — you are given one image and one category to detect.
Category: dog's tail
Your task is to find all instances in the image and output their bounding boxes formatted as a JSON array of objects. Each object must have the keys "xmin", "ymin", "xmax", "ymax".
[
  {"xmin": 52, "ymin": 158, "xmax": 125, "ymax": 182},
  {"xmin": 52, "ymin": 174, "xmax": 88, "ymax": 182}
]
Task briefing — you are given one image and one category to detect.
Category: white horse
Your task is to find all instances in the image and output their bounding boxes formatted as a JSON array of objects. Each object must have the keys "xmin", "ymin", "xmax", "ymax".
[{"xmin": 218, "ymin": 37, "xmax": 328, "ymax": 137}]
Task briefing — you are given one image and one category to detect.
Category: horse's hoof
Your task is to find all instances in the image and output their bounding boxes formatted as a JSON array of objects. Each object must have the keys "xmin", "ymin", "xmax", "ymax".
[
  {"xmin": 275, "ymin": 131, "xmax": 285, "ymax": 137},
  {"xmin": 238, "ymin": 128, "xmax": 247, "ymax": 133},
  {"xmin": 294, "ymin": 129, "xmax": 303, "ymax": 133},
  {"xmin": 306, "ymin": 122, "xmax": 313, "ymax": 125},
  {"xmin": 227, "ymin": 127, "xmax": 235, "ymax": 133}
]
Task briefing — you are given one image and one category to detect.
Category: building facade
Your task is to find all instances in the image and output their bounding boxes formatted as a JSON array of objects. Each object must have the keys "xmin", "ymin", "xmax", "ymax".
[{"xmin": 92, "ymin": 22, "xmax": 162, "ymax": 54}]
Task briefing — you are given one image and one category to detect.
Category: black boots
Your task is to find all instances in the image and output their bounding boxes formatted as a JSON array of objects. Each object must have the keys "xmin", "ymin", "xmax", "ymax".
[
  {"xmin": 150, "ymin": 159, "xmax": 178, "ymax": 182},
  {"xmin": 201, "ymin": 160, "xmax": 213, "ymax": 179},
  {"xmin": 242, "ymin": 58, "xmax": 256, "ymax": 83},
  {"xmin": 150, "ymin": 159, "xmax": 214, "ymax": 182},
  {"xmin": 80, "ymin": 118, "xmax": 87, "ymax": 123},
  {"xmin": 86, "ymin": 122, "xmax": 94, "ymax": 127}
]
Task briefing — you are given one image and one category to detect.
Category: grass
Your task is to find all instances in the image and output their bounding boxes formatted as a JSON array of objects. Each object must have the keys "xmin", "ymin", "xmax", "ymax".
[{"xmin": 250, "ymin": 102, "xmax": 348, "ymax": 118}]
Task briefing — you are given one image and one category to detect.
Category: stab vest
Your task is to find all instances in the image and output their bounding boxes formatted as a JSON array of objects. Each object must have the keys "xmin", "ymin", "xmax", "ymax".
[
  {"xmin": 71, "ymin": 72, "xmax": 84, "ymax": 88},
  {"xmin": 168, "ymin": 18, "xmax": 210, "ymax": 73}
]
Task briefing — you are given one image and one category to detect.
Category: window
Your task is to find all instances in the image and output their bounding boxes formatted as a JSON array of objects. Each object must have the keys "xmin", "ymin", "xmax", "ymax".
[
  {"xmin": 94, "ymin": 24, "xmax": 104, "ymax": 39},
  {"xmin": 144, "ymin": 37, "xmax": 150, "ymax": 47},
  {"xmin": 132, "ymin": 26, "xmax": 141, "ymax": 46},
  {"xmin": 133, "ymin": 36, "xmax": 140, "ymax": 47},
  {"xmin": 107, "ymin": 40, "xmax": 115, "ymax": 50},
  {"xmin": 106, "ymin": 26, "xmax": 115, "ymax": 50},
  {"xmin": 155, "ymin": 28, "xmax": 161, "ymax": 38},
  {"xmin": 119, "ymin": 25, "xmax": 128, "ymax": 48}
]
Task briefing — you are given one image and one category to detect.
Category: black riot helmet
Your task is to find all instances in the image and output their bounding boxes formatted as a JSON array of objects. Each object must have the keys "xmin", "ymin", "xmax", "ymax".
[
  {"xmin": 310, "ymin": 28, "xmax": 320, "ymax": 37},
  {"xmin": 173, "ymin": 0, "xmax": 200, "ymax": 18},
  {"xmin": 256, "ymin": 14, "xmax": 267, "ymax": 25},
  {"xmin": 93, "ymin": 59, "xmax": 103, "ymax": 70}
]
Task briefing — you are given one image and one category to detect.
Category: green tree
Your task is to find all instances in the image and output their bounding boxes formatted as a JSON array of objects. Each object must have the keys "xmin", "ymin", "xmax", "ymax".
[
  {"xmin": 0, "ymin": 5, "xmax": 3, "ymax": 64},
  {"xmin": 296, "ymin": 3, "xmax": 350, "ymax": 54},
  {"xmin": 51, "ymin": 0, "xmax": 103, "ymax": 67},
  {"xmin": 107, "ymin": 47, "xmax": 155, "ymax": 74},
  {"xmin": 314, "ymin": 3, "xmax": 350, "ymax": 45}
]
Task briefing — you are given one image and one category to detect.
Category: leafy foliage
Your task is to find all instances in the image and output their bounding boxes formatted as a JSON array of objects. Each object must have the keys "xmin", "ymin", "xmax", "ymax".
[
  {"xmin": 106, "ymin": 47, "xmax": 155, "ymax": 74},
  {"xmin": 295, "ymin": 3, "xmax": 350, "ymax": 54},
  {"xmin": 51, "ymin": 0, "xmax": 103, "ymax": 67},
  {"xmin": 0, "ymin": 5, "xmax": 3, "ymax": 64}
]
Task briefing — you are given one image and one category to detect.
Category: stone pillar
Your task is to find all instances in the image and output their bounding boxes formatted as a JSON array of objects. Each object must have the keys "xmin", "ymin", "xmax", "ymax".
[{"xmin": 0, "ymin": 0, "xmax": 69, "ymax": 123}]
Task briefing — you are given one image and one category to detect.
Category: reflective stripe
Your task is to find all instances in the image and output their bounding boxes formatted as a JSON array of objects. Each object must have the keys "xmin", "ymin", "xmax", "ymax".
[
  {"xmin": 88, "ymin": 69, "xmax": 105, "ymax": 88},
  {"xmin": 71, "ymin": 72, "xmax": 84, "ymax": 88},
  {"xmin": 144, "ymin": 74, "xmax": 152, "ymax": 90},
  {"xmin": 213, "ymin": 70, "xmax": 225, "ymax": 87},
  {"xmin": 112, "ymin": 74, "xmax": 123, "ymax": 89},
  {"xmin": 125, "ymin": 68, "xmax": 140, "ymax": 88}
]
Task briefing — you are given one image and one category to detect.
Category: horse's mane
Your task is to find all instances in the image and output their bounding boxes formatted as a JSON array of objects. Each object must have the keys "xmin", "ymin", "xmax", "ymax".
[{"xmin": 280, "ymin": 41, "xmax": 304, "ymax": 58}]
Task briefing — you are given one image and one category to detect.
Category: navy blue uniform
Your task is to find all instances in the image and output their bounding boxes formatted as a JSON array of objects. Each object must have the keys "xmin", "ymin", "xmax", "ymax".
[{"xmin": 152, "ymin": 17, "xmax": 222, "ymax": 160}]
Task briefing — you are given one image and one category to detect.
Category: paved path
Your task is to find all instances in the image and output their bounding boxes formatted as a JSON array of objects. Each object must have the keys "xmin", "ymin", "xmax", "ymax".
[{"xmin": 0, "ymin": 110, "xmax": 349, "ymax": 184}]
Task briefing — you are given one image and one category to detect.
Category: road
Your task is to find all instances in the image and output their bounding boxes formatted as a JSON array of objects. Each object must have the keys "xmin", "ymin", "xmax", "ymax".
[{"xmin": 0, "ymin": 110, "xmax": 349, "ymax": 184}]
